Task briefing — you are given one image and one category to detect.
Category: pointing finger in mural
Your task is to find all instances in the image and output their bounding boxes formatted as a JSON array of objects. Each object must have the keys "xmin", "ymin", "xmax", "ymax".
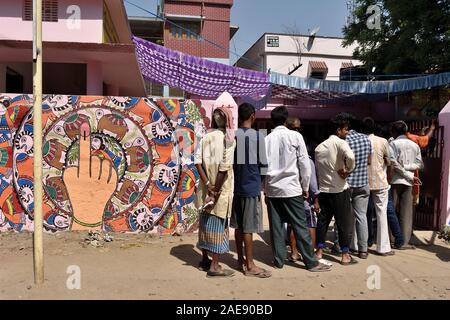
[{"xmin": 78, "ymin": 122, "xmax": 91, "ymax": 178}]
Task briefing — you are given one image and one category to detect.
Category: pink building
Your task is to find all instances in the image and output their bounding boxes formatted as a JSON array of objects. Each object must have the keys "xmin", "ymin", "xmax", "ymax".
[
  {"xmin": 439, "ymin": 101, "xmax": 450, "ymax": 227},
  {"xmin": 0, "ymin": 0, "xmax": 145, "ymax": 96}
]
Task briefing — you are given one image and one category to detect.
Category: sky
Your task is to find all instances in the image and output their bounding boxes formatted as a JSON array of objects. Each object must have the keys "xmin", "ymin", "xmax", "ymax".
[{"xmin": 124, "ymin": 0, "xmax": 351, "ymax": 64}]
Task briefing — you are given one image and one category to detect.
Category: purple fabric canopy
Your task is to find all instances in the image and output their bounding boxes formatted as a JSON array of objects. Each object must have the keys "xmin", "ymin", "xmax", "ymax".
[{"xmin": 132, "ymin": 36, "xmax": 271, "ymax": 99}]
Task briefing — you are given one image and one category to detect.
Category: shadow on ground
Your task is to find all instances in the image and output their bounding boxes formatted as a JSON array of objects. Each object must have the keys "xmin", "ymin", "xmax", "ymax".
[{"xmin": 170, "ymin": 244, "xmax": 236, "ymax": 271}]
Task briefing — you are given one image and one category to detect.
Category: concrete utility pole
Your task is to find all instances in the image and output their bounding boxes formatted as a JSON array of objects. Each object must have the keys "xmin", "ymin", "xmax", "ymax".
[{"xmin": 33, "ymin": 0, "xmax": 44, "ymax": 285}]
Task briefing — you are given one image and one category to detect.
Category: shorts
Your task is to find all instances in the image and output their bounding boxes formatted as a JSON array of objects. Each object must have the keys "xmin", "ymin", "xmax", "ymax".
[
  {"xmin": 230, "ymin": 196, "xmax": 264, "ymax": 234},
  {"xmin": 305, "ymin": 207, "xmax": 317, "ymax": 228}
]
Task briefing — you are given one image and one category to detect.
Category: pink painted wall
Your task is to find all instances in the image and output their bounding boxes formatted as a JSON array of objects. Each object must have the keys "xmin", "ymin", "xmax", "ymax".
[
  {"xmin": 0, "ymin": 0, "xmax": 103, "ymax": 43},
  {"xmin": 87, "ymin": 61, "xmax": 103, "ymax": 95},
  {"xmin": 439, "ymin": 100, "xmax": 450, "ymax": 226}
]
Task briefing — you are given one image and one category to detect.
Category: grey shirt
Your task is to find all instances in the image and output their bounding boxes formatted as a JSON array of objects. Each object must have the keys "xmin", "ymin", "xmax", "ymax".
[
  {"xmin": 389, "ymin": 135, "xmax": 424, "ymax": 186},
  {"xmin": 264, "ymin": 126, "xmax": 311, "ymax": 198}
]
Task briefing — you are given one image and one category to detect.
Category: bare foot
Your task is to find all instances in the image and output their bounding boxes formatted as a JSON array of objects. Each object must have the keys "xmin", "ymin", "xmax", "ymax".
[
  {"xmin": 237, "ymin": 259, "xmax": 247, "ymax": 272},
  {"xmin": 315, "ymin": 249, "xmax": 323, "ymax": 260},
  {"xmin": 341, "ymin": 253, "xmax": 352, "ymax": 264},
  {"xmin": 289, "ymin": 253, "xmax": 301, "ymax": 261}
]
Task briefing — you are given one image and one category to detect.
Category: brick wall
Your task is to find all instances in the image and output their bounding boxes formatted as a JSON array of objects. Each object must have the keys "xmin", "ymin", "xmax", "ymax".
[
  {"xmin": 163, "ymin": 0, "xmax": 232, "ymax": 59},
  {"xmin": 165, "ymin": 0, "xmax": 233, "ymax": 5}
]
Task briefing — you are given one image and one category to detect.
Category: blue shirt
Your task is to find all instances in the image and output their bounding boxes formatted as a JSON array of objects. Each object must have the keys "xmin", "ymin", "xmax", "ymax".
[
  {"xmin": 346, "ymin": 130, "xmax": 372, "ymax": 188},
  {"xmin": 233, "ymin": 128, "xmax": 268, "ymax": 197},
  {"xmin": 305, "ymin": 158, "xmax": 319, "ymax": 212}
]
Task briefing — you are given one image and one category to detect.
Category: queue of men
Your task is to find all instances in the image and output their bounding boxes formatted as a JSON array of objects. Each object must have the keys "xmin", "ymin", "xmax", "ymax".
[{"xmin": 195, "ymin": 103, "xmax": 426, "ymax": 278}]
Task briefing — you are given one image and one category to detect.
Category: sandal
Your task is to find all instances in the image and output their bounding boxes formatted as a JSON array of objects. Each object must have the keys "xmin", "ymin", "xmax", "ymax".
[
  {"xmin": 340, "ymin": 256, "xmax": 358, "ymax": 266},
  {"xmin": 318, "ymin": 258, "xmax": 333, "ymax": 266},
  {"xmin": 288, "ymin": 255, "xmax": 301, "ymax": 262},
  {"xmin": 309, "ymin": 262, "xmax": 332, "ymax": 272},
  {"xmin": 198, "ymin": 260, "xmax": 212, "ymax": 271},
  {"xmin": 206, "ymin": 269, "xmax": 235, "ymax": 278},
  {"xmin": 244, "ymin": 268, "xmax": 272, "ymax": 278}
]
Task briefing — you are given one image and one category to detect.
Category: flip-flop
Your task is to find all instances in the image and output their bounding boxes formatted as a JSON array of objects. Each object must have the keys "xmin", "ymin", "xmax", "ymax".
[
  {"xmin": 318, "ymin": 258, "xmax": 333, "ymax": 266},
  {"xmin": 340, "ymin": 256, "xmax": 358, "ymax": 266},
  {"xmin": 206, "ymin": 269, "xmax": 235, "ymax": 278},
  {"xmin": 309, "ymin": 263, "xmax": 332, "ymax": 272},
  {"xmin": 288, "ymin": 256, "xmax": 301, "ymax": 262},
  {"xmin": 244, "ymin": 268, "xmax": 272, "ymax": 278}
]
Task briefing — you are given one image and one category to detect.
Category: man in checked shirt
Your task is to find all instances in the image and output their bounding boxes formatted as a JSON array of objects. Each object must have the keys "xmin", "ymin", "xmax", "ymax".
[{"xmin": 346, "ymin": 116, "xmax": 373, "ymax": 259}]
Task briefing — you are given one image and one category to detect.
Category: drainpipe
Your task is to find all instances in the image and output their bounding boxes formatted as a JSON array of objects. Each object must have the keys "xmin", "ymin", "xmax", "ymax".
[{"xmin": 200, "ymin": 2, "xmax": 205, "ymax": 58}]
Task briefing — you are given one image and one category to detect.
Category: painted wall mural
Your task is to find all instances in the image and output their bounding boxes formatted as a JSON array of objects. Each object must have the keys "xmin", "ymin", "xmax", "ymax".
[{"xmin": 0, "ymin": 94, "xmax": 205, "ymax": 234}]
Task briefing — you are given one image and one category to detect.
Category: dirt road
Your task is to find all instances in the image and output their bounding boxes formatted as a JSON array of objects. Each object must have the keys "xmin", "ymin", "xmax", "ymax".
[{"xmin": 1, "ymin": 230, "xmax": 449, "ymax": 300}]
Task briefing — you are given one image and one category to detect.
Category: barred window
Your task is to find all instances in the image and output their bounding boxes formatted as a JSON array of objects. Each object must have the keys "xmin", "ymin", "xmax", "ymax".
[
  {"xmin": 169, "ymin": 21, "xmax": 200, "ymax": 40},
  {"xmin": 23, "ymin": 0, "xmax": 58, "ymax": 22}
]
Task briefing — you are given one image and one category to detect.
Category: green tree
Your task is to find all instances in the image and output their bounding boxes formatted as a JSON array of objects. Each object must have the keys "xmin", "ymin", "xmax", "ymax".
[{"xmin": 343, "ymin": 0, "xmax": 450, "ymax": 75}]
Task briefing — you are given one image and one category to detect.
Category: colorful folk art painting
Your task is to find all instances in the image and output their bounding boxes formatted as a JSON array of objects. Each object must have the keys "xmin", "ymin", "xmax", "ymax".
[{"xmin": 0, "ymin": 94, "xmax": 205, "ymax": 234}]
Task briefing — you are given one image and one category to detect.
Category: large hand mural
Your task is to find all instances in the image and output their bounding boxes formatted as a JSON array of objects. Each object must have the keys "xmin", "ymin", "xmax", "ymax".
[{"xmin": 0, "ymin": 94, "xmax": 205, "ymax": 234}]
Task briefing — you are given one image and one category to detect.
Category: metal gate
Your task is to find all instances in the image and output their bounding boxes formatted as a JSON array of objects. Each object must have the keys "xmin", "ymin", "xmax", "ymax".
[{"xmin": 408, "ymin": 120, "xmax": 444, "ymax": 230}]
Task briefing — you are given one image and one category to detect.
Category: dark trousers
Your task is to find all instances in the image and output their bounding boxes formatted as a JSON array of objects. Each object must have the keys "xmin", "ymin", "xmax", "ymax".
[
  {"xmin": 392, "ymin": 184, "xmax": 413, "ymax": 245},
  {"xmin": 367, "ymin": 195, "xmax": 375, "ymax": 247},
  {"xmin": 267, "ymin": 196, "xmax": 318, "ymax": 269},
  {"xmin": 316, "ymin": 189, "xmax": 352, "ymax": 253}
]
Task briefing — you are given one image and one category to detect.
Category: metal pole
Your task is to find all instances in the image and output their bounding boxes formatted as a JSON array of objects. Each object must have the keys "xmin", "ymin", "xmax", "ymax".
[{"xmin": 33, "ymin": 0, "xmax": 44, "ymax": 285}]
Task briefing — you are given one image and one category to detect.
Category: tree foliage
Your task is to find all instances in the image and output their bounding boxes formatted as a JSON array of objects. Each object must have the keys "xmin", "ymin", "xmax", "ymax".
[{"xmin": 343, "ymin": 0, "xmax": 450, "ymax": 75}]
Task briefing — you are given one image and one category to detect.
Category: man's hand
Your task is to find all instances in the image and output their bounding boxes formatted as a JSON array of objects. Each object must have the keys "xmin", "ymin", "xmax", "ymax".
[
  {"xmin": 413, "ymin": 176, "xmax": 422, "ymax": 186},
  {"xmin": 202, "ymin": 195, "xmax": 215, "ymax": 213},
  {"xmin": 313, "ymin": 202, "xmax": 321, "ymax": 214},
  {"xmin": 302, "ymin": 191, "xmax": 309, "ymax": 199},
  {"xmin": 338, "ymin": 169, "xmax": 351, "ymax": 179},
  {"xmin": 207, "ymin": 184, "xmax": 216, "ymax": 197}
]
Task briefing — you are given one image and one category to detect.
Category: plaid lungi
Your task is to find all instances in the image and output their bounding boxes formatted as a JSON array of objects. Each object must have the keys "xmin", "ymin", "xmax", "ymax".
[{"xmin": 198, "ymin": 213, "xmax": 229, "ymax": 254}]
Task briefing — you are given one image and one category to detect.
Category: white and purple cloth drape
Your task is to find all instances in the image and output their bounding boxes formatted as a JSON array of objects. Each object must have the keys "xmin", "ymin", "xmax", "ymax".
[{"xmin": 132, "ymin": 36, "xmax": 271, "ymax": 99}]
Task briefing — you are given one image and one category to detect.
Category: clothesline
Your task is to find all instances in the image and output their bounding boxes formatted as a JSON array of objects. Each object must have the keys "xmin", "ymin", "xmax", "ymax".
[{"xmin": 132, "ymin": 36, "xmax": 450, "ymax": 104}]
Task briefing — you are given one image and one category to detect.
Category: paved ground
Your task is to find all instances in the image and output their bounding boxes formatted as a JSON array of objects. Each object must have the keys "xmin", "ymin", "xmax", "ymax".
[{"xmin": 1, "ymin": 229, "xmax": 449, "ymax": 300}]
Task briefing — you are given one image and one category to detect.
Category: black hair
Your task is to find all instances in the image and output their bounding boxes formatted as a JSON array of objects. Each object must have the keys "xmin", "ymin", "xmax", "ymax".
[
  {"xmin": 345, "ymin": 113, "xmax": 362, "ymax": 131},
  {"xmin": 391, "ymin": 120, "xmax": 408, "ymax": 136},
  {"xmin": 211, "ymin": 109, "xmax": 226, "ymax": 129},
  {"xmin": 331, "ymin": 113, "xmax": 351, "ymax": 133},
  {"xmin": 238, "ymin": 103, "xmax": 255, "ymax": 122},
  {"xmin": 271, "ymin": 106, "xmax": 289, "ymax": 127},
  {"xmin": 362, "ymin": 117, "xmax": 375, "ymax": 134},
  {"xmin": 378, "ymin": 125, "xmax": 391, "ymax": 139}
]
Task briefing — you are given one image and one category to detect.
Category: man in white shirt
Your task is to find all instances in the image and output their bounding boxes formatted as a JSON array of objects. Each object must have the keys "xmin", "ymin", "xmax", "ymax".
[
  {"xmin": 265, "ymin": 106, "xmax": 331, "ymax": 272},
  {"xmin": 363, "ymin": 118, "xmax": 394, "ymax": 256},
  {"xmin": 315, "ymin": 113, "xmax": 357, "ymax": 265},
  {"xmin": 389, "ymin": 121, "xmax": 423, "ymax": 246}
]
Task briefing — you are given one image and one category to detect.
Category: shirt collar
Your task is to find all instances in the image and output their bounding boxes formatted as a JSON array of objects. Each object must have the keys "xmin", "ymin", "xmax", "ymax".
[
  {"xmin": 329, "ymin": 134, "xmax": 342, "ymax": 141},
  {"xmin": 273, "ymin": 125, "xmax": 288, "ymax": 131}
]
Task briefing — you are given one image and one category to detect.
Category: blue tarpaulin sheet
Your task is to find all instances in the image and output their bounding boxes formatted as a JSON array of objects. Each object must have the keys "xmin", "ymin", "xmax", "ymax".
[{"xmin": 270, "ymin": 72, "xmax": 450, "ymax": 94}]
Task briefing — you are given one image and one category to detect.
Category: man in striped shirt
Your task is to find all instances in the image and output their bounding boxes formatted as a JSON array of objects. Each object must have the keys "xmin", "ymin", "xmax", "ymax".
[{"xmin": 346, "ymin": 118, "xmax": 372, "ymax": 259}]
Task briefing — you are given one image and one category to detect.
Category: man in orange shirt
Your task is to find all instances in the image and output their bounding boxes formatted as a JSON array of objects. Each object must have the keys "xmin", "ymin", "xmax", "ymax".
[{"xmin": 405, "ymin": 121, "xmax": 436, "ymax": 204}]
